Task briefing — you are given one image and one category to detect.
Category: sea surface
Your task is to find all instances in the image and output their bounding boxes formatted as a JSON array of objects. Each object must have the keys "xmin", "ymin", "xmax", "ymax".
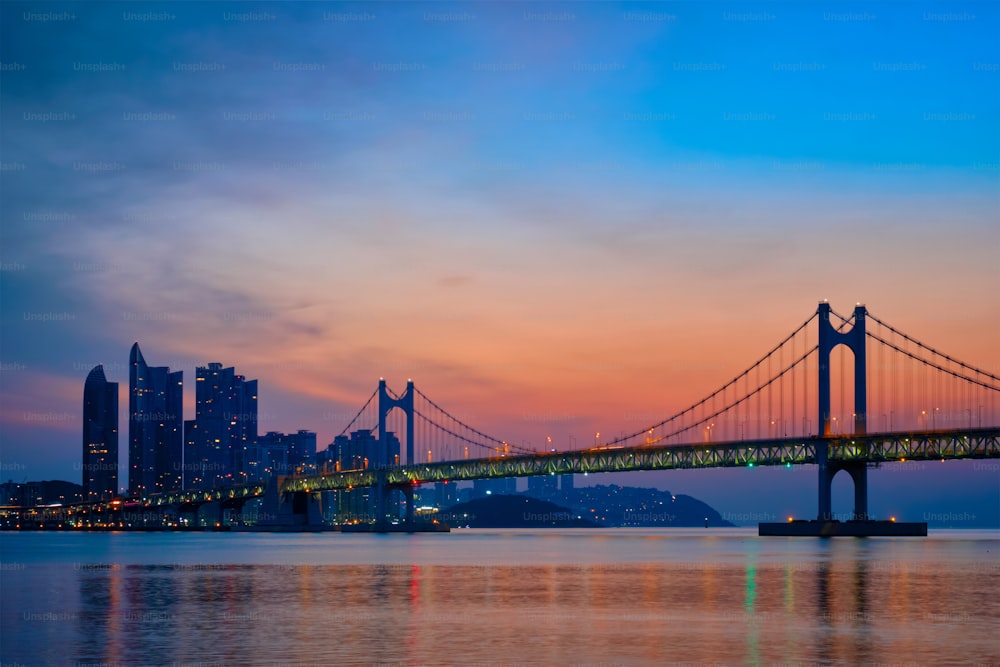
[{"xmin": 1, "ymin": 528, "xmax": 998, "ymax": 666}]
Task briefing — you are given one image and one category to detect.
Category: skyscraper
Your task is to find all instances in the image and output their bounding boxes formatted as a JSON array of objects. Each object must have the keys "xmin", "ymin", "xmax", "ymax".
[
  {"xmin": 129, "ymin": 343, "xmax": 183, "ymax": 496},
  {"xmin": 82, "ymin": 365, "xmax": 118, "ymax": 501},
  {"xmin": 243, "ymin": 429, "xmax": 317, "ymax": 483},
  {"xmin": 184, "ymin": 362, "xmax": 257, "ymax": 488}
]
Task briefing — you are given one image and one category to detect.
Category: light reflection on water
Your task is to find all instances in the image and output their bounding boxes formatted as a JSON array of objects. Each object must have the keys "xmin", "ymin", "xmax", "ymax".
[{"xmin": 2, "ymin": 529, "xmax": 998, "ymax": 666}]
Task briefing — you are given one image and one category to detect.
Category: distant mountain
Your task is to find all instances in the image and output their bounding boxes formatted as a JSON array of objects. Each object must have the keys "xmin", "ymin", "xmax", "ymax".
[
  {"xmin": 562, "ymin": 484, "xmax": 734, "ymax": 527},
  {"xmin": 433, "ymin": 496, "xmax": 599, "ymax": 528},
  {"xmin": 435, "ymin": 485, "xmax": 734, "ymax": 528}
]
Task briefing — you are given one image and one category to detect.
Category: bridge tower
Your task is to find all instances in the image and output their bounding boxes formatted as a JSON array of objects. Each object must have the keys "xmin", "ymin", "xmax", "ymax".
[
  {"xmin": 378, "ymin": 378, "xmax": 414, "ymax": 466},
  {"xmin": 376, "ymin": 379, "xmax": 415, "ymax": 525},
  {"xmin": 817, "ymin": 302, "xmax": 868, "ymax": 521}
]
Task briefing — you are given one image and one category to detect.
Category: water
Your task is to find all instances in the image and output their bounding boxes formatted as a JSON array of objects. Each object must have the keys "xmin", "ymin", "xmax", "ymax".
[{"xmin": 2, "ymin": 528, "xmax": 998, "ymax": 666}]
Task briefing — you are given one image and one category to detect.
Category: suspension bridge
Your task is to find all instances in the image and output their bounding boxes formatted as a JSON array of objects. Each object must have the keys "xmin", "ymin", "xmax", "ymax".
[{"xmin": 22, "ymin": 302, "xmax": 1000, "ymax": 534}]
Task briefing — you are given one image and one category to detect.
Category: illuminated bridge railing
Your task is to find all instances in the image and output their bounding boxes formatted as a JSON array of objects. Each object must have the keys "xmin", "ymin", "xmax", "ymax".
[
  {"xmin": 282, "ymin": 428, "xmax": 1000, "ymax": 493},
  {"xmin": 145, "ymin": 482, "xmax": 269, "ymax": 507}
]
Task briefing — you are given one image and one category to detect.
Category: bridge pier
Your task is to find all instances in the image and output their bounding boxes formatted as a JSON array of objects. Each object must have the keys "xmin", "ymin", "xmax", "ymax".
[
  {"xmin": 373, "ymin": 480, "xmax": 416, "ymax": 529},
  {"xmin": 818, "ymin": 456, "xmax": 868, "ymax": 521},
  {"xmin": 199, "ymin": 501, "xmax": 224, "ymax": 528},
  {"xmin": 348, "ymin": 478, "xmax": 444, "ymax": 533},
  {"xmin": 177, "ymin": 503, "xmax": 199, "ymax": 528},
  {"xmin": 250, "ymin": 477, "xmax": 326, "ymax": 530}
]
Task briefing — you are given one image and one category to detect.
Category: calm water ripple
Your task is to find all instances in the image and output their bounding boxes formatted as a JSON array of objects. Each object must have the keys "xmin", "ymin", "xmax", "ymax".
[{"xmin": 2, "ymin": 529, "xmax": 998, "ymax": 666}]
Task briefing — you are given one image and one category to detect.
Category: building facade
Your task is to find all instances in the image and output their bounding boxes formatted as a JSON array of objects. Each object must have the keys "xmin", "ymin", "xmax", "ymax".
[
  {"xmin": 128, "ymin": 343, "xmax": 183, "ymax": 496},
  {"xmin": 184, "ymin": 362, "xmax": 257, "ymax": 489},
  {"xmin": 243, "ymin": 430, "xmax": 317, "ymax": 483},
  {"xmin": 82, "ymin": 364, "xmax": 118, "ymax": 501}
]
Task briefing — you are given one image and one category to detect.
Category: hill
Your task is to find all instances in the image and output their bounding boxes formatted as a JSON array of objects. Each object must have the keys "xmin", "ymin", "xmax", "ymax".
[{"xmin": 432, "ymin": 495, "xmax": 599, "ymax": 528}]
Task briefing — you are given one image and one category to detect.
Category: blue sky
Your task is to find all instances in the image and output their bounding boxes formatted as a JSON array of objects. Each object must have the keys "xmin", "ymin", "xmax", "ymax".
[{"xmin": 1, "ymin": 1, "xmax": 998, "ymax": 525}]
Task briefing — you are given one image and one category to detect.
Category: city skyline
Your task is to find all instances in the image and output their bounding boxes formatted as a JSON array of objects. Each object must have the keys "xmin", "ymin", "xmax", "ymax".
[{"xmin": 1, "ymin": 1, "xmax": 998, "ymax": 524}]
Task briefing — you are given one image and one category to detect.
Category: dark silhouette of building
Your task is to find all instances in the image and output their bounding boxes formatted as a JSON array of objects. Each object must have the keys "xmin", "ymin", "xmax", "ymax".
[
  {"xmin": 184, "ymin": 362, "xmax": 257, "ymax": 489},
  {"xmin": 434, "ymin": 481, "xmax": 457, "ymax": 507},
  {"xmin": 561, "ymin": 473, "xmax": 574, "ymax": 493},
  {"xmin": 244, "ymin": 430, "xmax": 317, "ymax": 482},
  {"xmin": 82, "ymin": 365, "xmax": 118, "ymax": 501},
  {"xmin": 472, "ymin": 477, "xmax": 517, "ymax": 499},
  {"xmin": 128, "ymin": 343, "xmax": 183, "ymax": 496},
  {"xmin": 527, "ymin": 474, "xmax": 558, "ymax": 500},
  {"xmin": 0, "ymin": 480, "xmax": 82, "ymax": 507}
]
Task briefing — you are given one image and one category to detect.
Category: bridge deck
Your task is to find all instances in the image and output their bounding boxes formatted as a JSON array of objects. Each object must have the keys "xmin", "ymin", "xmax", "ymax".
[{"xmin": 283, "ymin": 427, "xmax": 1000, "ymax": 494}]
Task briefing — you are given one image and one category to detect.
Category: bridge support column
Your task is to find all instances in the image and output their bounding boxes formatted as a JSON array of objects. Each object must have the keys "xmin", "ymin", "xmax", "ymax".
[
  {"xmin": 818, "ymin": 442, "xmax": 832, "ymax": 521},
  {"xmin": 401, "ymin": 485, "xmax": 415, "ymax": 525},
  {"xmin": 374, "ymin": 469, "xmax": 387, "ymax": 526},
  {"xmin": 847, "ymin": 463, "xmax": 868, "ymax": 521},
  {"xmin": 819, "ymin": 461, "xmax": 869, "ymax": 521}
]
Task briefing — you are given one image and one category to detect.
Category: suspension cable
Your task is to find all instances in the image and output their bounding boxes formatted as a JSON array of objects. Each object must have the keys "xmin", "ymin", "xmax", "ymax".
[
  {"xmin": 336, "ymin": 388, "xmax": 378, "ymax": 438},
  {"xmin": 864, "ymin": 331, "xmax": 1000, "ymax": 392},
  {"xmin": 865, "ymin": 311, "xmax": 1000, "ymax": 384},
  {"xmin": 413, "ymin": 387, "xmax": 512, "ymax": 448},
  {"xmin": 603, "ymin": 312, "xmax": 818, "ymax": 447},
  {"xmin": 643, "ymin": 345, "xmax": 819, "ymax": 446},
  {"xmin": 413, "ymin": 409, "xmax": 533, "ymax": 456}
]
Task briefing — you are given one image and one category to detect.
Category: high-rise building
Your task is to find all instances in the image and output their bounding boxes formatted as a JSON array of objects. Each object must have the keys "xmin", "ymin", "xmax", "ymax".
[
  {"xmin": 243, "ymin": 430, "xmax": 317, "ymax": 483},
  {"xmin": 287, "ymin": 429, "xmax": 317, "ymax": 474},
  {"xmin": 184, "ymin": 362, "xmax": 257, "ymax": 488},
  {"xmin": 82, "ymin": 365, "xmax": 118, "ymax": 501},
  {"xmin": 128, "ymin": 343, "xmax": 183, "ymax": 496}
]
